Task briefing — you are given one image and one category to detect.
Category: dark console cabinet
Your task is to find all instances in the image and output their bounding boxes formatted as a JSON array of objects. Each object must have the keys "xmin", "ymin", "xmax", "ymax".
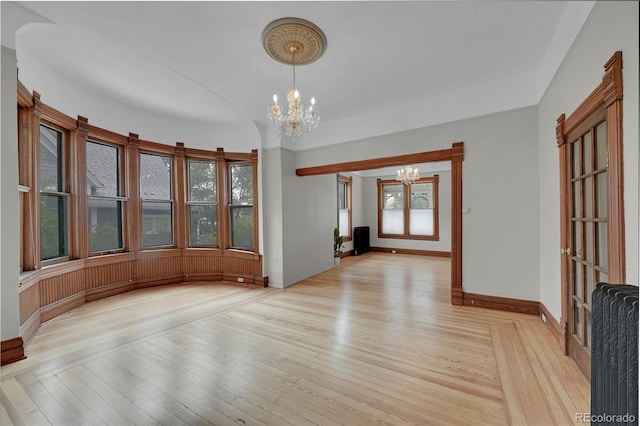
[{"xmin": 353, "ymin": 226, "xmax": 370, "ymax": 256}]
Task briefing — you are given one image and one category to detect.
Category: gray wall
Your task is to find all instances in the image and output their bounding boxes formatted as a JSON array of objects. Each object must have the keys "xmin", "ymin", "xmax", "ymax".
[
  {"xmin": 1, "ymin": 47, "xmax": 21, "ymax": 340},
  {"xmin": 281, "ymin": 148, "xmax": 335, "ymax": 287},
  {"xmin": 296, "ymin": 106, "xmax": 541, "ymax": 301},
  {"xmin": 537, "ymin": 1, "xmax": 639, "ymax": 320}
]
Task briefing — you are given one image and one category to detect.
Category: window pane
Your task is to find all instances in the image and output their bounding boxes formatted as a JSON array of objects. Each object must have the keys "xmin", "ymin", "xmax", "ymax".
[
  {"xmin": 583, "ymin": 132, "xmax": 592, "ymax": 174},
  {"xmin": 230, "ymin": 164, "xmax": 253, "ymax": 205},
  {"xmin": 142, "ymin": 201, "xmax": 173, "ymax": 247},
  {"xmin": 596, "ymin": 172, "xmax": 607, "ymax": 219},
  {"xmin": 40, "ymin": 194, "xmax": 67, "ymax": 260},
  {"xmin": 572, "ymin": 139, "xmax": 581, "ymax": 178},
  {"xmin": 89, "ymin": 199, "xmax": 123, "ymax": 252},
  {"xmin": 189, "ymin": 161, "xmax": 216, "ymax": 202},
  {"xmin": 382, "ymin": 209, "xmax": 403, "ymax": 234},
  {"xmin": 86, "ymin": 141, "xmax": 119, "ymax": 197},
  {"xmin": 231, "ymin": 206, "xmax": 253, "ymax": 248},
  {"xmin": 339, "ymin": 209, "xmax": 349, "ymax": 237},
  {"xmin": 338, "ymin": 182, "xmax": 346, "ymax": 209},
  {"xmin": 140, "ymin": 153, "xmax": 172, "ymax": 200},
  {"xmin": 410, "ymin": 209, "xmax": 434, "ymax": 236},
  {"xmin": 383, "ymin": 185, "xmax": 403, "ymax": 210},
  {"xmin": 598, "ymin": 222, "xmax": 608, "ymax": 271},
  {"xmin": 190, "ymin": 205, "xmax": 217, "ymax": 246},
  {"xmin": 411, "ymin": 183, "xmax": 432, "ymax": 208},
  {"xmin": 39, "ymin": 125, "xmax": 63, "ymax": 192},
  {"xmin": 596, "ymin": 121, "xmax": 607, "ymax": 169}
]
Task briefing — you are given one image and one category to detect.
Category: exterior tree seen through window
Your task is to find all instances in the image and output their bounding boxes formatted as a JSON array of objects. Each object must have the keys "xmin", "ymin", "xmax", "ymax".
[
  {"xmin": 140, "ymin": 153, "xmax": 173, "ymax": 248},
  {"xmin": 229, "ymin": 163, "xmax": 254, "ymax": 249},
  {"xmin": 39, "ymin": 124, "xmax": 68, "ymax": 260},
  {"xmin": 188, "ymin": 160, "xmax": 217, "ymax": 246}
]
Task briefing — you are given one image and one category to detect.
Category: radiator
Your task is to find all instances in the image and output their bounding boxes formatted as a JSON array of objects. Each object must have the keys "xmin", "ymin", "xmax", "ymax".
[{"xmin": 591, "ymin": 282, "xmax": 639, "ymax": 425}]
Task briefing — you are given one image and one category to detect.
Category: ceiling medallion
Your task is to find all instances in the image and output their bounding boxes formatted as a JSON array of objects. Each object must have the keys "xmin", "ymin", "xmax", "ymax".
[
  {"xmin": 263, "ymin": 18, "xmax": 326, "ymax": 139},
  {"xmin": 262, "ymin": 17, "xmax": 327, "ymax": 65}
]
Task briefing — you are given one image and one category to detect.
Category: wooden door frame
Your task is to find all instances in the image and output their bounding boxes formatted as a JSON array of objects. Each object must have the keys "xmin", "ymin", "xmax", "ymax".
[
  {"xmin": 296, "ymin": 142, "xmax": 465, "ymax": 305},
  {"xmin": 556, "ymin": 51, "xmax": 625, "ymax": 354}
]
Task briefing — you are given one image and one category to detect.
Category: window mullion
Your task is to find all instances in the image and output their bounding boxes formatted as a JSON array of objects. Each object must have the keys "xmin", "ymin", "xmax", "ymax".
[{"xmin": 404, "ymin": 184, "xmax": 410, "ymax": 236}]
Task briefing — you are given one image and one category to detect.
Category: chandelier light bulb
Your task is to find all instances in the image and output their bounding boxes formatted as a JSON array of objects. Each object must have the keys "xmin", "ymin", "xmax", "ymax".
[
  {"xmin": 273, "ymin": 94, "xmax": 278, "ymax": 103},
  {"xmin": 396, "ymin": 166, "xmax": 420, "ymax": 185}
]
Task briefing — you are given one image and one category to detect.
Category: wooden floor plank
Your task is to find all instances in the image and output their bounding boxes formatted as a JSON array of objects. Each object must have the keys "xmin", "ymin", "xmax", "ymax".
[
  {"xmin": 491, "ymin": 322, "xmax": 557, "ymax": 425},
  {"xmin": 1, "ymin": 253, "xmax": 589, "ymax": 425}
]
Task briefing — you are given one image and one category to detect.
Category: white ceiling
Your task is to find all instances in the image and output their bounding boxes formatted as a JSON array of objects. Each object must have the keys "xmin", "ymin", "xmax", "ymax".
[{"xmin": 5, "ymin": 1, "xmax": 594, "ymax": 151}]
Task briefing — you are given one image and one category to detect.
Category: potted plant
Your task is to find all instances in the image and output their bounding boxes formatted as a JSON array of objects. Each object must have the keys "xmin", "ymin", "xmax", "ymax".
[{"xmin": 333, "ymin": 227, "xmax": 344, "ymax": 267}]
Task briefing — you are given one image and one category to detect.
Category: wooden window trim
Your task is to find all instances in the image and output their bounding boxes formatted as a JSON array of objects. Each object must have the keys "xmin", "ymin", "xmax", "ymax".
[
  {"xmin": 377, "ymin": 175, "xmax": 440, "ymax": 241},
  {"xmin": 226, "ymin": 157, "xmax": 257, "ymax": 252},
  {"xmin": 337, "ymin": 174, "xmax": 353, "ymax": 241},
  {"xmin": 86, "ymin": 139, "xmax": 127, "ymax": 256},
  {"xmin": 38, "ymin": 120, "xmax": 73, "ymax": 264}
]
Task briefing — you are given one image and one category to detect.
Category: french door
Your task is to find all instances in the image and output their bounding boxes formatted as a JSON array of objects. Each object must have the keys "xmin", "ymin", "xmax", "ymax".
[
  {"xmin": 557, "ymin": 51, "xmax": 625, "ymax": 379},
  {"xmin": 565, "ymin": 110, "xmax": 608, "ymax": 375}
]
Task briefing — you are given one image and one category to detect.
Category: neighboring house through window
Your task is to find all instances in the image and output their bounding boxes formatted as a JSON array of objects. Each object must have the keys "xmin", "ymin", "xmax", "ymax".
[
  {"xmin": 140, "ymin": 152, "xmax": 173, "ymax": 248},
  {"xmin": 87, "ymin": 141, "xmax": 124, "ymax": 253}
]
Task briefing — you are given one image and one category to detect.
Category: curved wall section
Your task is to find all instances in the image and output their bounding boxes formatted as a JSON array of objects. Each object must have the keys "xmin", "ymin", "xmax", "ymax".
[{"xmin": 16, "ymin": 23, "xmax": 261, "ymax": 152}]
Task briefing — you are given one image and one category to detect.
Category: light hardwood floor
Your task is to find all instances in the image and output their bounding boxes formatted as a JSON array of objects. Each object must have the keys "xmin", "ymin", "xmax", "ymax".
[{"xmin": 1, "ymin": 253, "xmax": 589, "ymax": 425}]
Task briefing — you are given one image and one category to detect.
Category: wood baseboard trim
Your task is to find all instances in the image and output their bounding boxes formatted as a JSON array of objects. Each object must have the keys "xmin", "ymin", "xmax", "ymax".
[
  {"xmin": 370, "ymin": 247, "xmax": 452, "ymax": 257},
  {"xmin": 40, "ymin": 292, "xmax": 86, "ymax": 323},
  {"xmin": 463, "ymin": 292, "xmax": 540, "ymax": 316},
  {"xmin": 451, "ymin": 287, "xmax": 464, "ymax": 306},
  {"xmin": 135, "ymin": 276, "xmax": 183, "ymax": 288},
  {"xmin": 255, "ymin": 276, "xmax": 269, "ymax": 288},
  {"xmin": 539, "ymin": 302, "xmax": 564, "ymax": 348},
  {"xmin": 86, "ymin": 281, "xmax": 136, "ymax": 302},
  {"xmin": 1, "ymin": 337, "xmax": 26, "ymax": 366},
  {"xmin": 340, "ymin": 250, "xmax": 353, "ymax": 258},
  {"xmin": 19, "ymin": 309, "xmax": 41, "ymax": 346}
]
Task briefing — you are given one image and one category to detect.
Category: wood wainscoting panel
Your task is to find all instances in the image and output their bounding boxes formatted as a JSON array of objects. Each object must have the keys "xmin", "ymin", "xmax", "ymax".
[
  {"xmin": 85, "ymin": 254, "xmax": 135, "ymax": 302},
  {"xmin": 38, "ymin": 266, "xmax": 86, "ymax": 322},
  {"xmin": 222, "ymin": 250, "xmax": 263, "ymax": 283},
  {"xmin": 182, "ymin": 249, "xmax": 224, "ymax": 280},
  {"xmin": 18, "ymin": 276, "xmax": 41, "ymax": 345},
  {"xmin": 18, "ymin": 277, "xmax": 39, "ymax": 325},
  {"xmin": 135, "ymin": 250, "xmax": 183, "ymax": 287}
]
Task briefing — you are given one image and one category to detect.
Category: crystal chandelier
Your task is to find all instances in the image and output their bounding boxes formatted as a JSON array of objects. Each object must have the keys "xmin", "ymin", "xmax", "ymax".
[
  {"xmin": 266, "ymin": 46, "xmax": 320, "ymax": 137},
  {"xmin": 263, "ymin": 18, "xmax": 326, "ymax": 139},
  {"xmin": 396, "ymin": 166, "xmax": 420, "ymax": 185}
]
